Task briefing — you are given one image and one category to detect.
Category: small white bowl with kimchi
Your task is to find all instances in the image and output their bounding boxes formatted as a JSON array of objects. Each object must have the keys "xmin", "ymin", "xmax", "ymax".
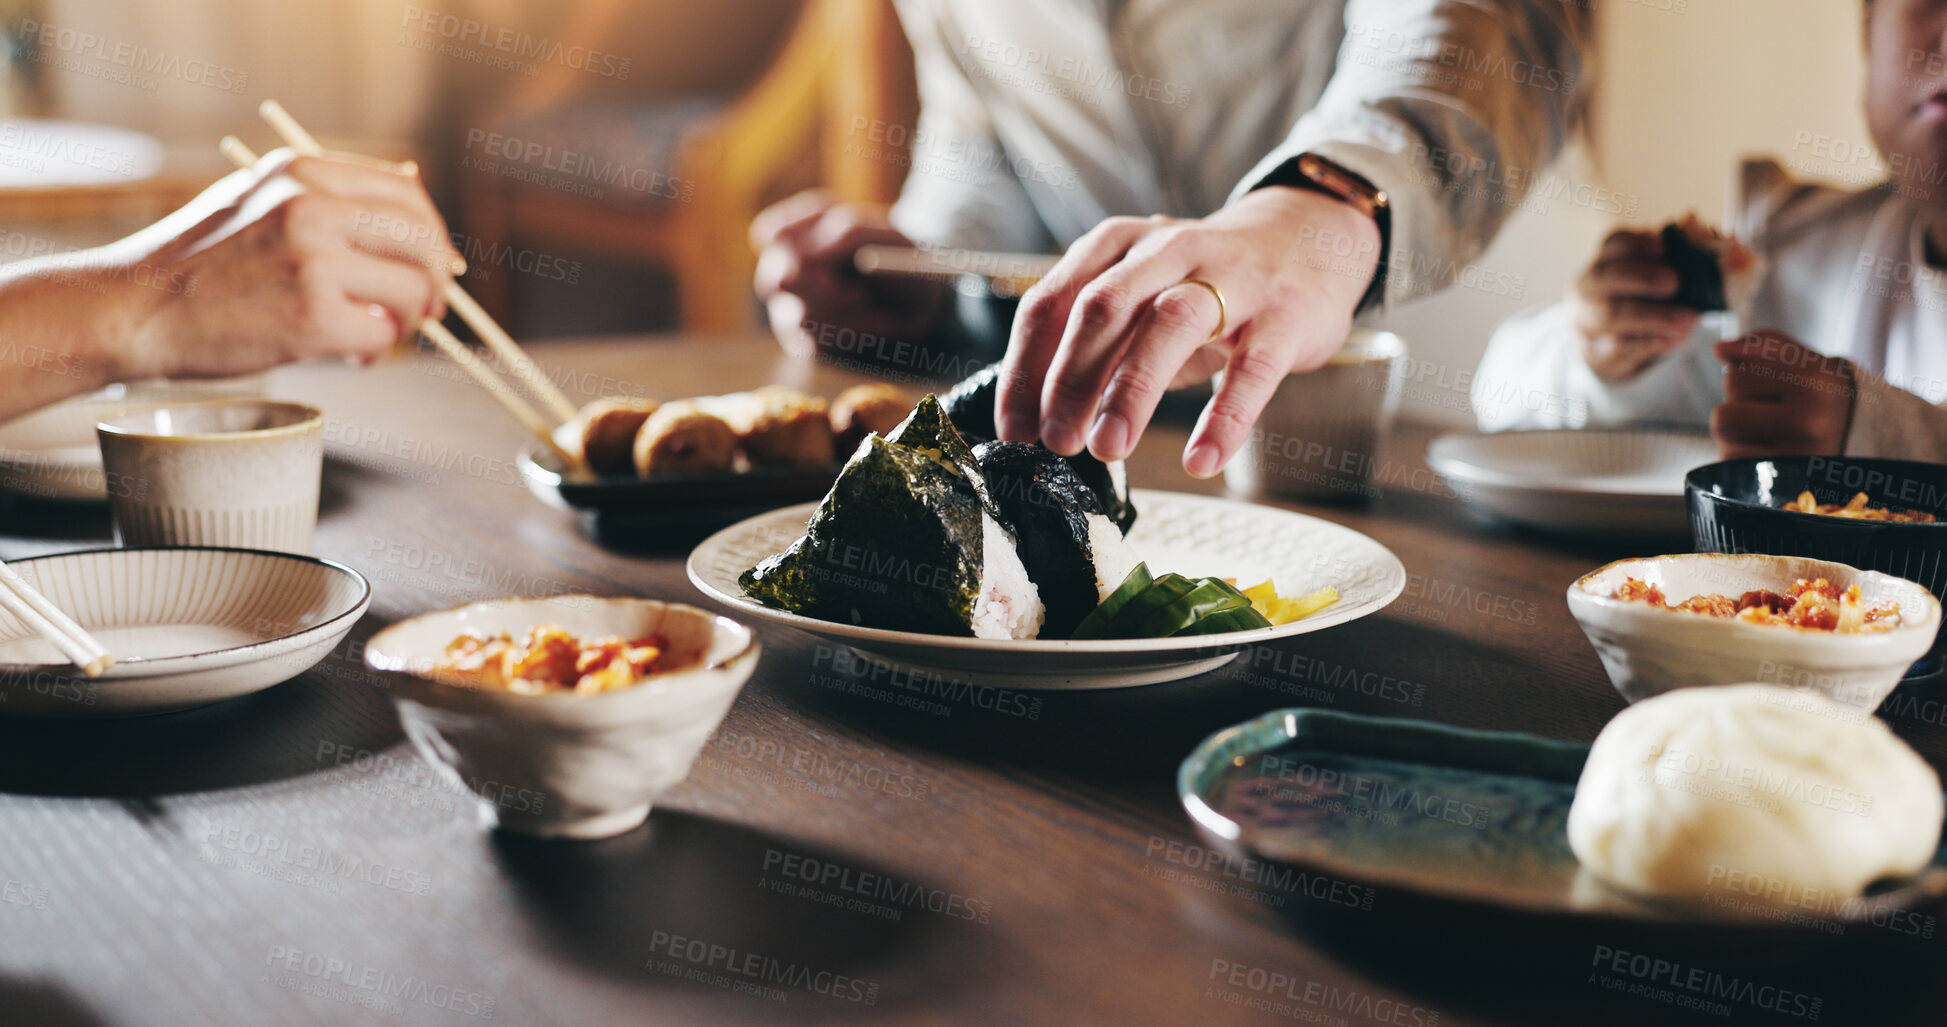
[
  {"xmin": 364, "ymin": 595, "xmax": 758, "ymax": 839},
  {"xmin": 1567, "ymin": 553, "xmax": 1940, "ymax": 712}
]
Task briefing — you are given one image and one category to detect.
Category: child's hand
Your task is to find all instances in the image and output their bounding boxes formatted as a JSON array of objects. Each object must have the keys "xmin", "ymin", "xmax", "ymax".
[
  {"xmin": 1710, "ymin": 332, "xmax": 1856, "ymax": 459},
  {"xmin": 1570, "ymin": 229, "xmax": 1700, "ymax": 382}
]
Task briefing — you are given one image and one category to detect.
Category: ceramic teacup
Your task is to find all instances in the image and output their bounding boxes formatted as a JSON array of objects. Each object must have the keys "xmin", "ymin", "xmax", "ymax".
[{"xmin": 96, "ymin": 400, "xmax": 325, "ymax": 554}]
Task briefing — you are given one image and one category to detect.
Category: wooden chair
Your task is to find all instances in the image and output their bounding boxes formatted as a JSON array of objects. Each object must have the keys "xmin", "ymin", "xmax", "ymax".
[{"xmin": 456, "ymin": 0, "xmax": 917, "ymax": 335}]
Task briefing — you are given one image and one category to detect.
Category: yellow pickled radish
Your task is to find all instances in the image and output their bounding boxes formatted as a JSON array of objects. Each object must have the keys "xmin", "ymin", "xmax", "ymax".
[{"xmin": 1263, "ymin": 586, "xmax": 1340, "ymax": 625}]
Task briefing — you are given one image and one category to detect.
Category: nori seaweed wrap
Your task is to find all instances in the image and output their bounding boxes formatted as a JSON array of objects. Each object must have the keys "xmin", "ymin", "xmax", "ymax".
[
  {"xmin": 940, "ymin": 363, "xmax": 1001, "ymax": 443},
  {"xmin": 973, "ymin": 440, "xmax": 1141, "ymax": 639},
  {"xmin": 885, "ymin": 394, "xmax": 984, "ymax": 486},
  {"xmin": 1064, "ymin": 449, "xmax": 1136, "ymax": 535},
  {"xmin": 740, "ymin": 434, "xmax": 1043, "ymax": 639},
  {"xmin": 1660, "ymin": 222, "xmax": 1728, "ymax": 312},
  {"xmin": 940, "ymin": 363, "xmax": 1137, "ymax": 534}
]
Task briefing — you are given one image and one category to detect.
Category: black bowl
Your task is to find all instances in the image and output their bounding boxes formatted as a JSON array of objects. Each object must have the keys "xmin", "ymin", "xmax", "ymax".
[{"xmin": 1687, "ymin": 456, "xmax": 1947, "ymax": 669}]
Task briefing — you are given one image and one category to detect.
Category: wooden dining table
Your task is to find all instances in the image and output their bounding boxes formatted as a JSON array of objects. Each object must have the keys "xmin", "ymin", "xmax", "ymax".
[{"xmin": 1, "ymin": 332, "xmax": 1942, "ymax": 1027}]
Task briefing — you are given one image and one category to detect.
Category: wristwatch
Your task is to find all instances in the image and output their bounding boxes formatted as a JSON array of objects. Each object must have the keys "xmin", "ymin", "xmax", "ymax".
[{"xmin": 1258, "ymin": 152, "xmax": 1392, "ymax": 313}]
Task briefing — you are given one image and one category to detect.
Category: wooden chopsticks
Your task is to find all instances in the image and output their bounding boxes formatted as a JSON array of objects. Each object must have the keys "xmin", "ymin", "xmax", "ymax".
[
  {"xmin": 222, "ymin": 102, "xmax": 584, "ymax": 470},
  {"xmin": 0, "ymin": 559, "xmax": 112, "ymax": 676}
]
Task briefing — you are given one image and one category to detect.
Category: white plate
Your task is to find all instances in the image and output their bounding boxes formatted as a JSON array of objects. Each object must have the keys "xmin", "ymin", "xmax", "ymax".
[
  {"xmin": 1427, "ymin": 429, "xmax": 1718, "ymax": 534},
  {"xmin": 0, "ymin": 547, "xmax": 370, "ymax": 718},
  {"xmin": 687, "ymin": 489, "xmax": 1405, "ymax": 689}
]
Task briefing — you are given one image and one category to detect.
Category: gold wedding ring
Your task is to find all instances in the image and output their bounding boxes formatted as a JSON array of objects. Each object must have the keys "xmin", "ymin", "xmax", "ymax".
[{"xmin": 1180, "ymin": 278, "xmax": 1227, "ymax": 343}]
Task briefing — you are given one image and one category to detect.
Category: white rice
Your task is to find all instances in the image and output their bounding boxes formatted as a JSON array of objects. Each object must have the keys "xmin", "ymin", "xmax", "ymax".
[
  {"xmin": 970, "ymin": 511, "xmax": 1045, "ymax": 640},
  {"xmin": 1084, "ymin": 512, "xmax": 1141, "ymax": 601}
]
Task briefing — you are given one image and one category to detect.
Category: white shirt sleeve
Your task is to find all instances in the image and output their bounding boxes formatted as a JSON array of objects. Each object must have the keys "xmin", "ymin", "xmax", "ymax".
[
  {"xmin": 1230, "ymin": 0, "xmax": 1593, "ymax": 310},
  {"xmin": 887, "ymin": 0, "xmax": 1054, "ymax": 254},
  {"xmin": 1471, "ymin": 302, "xmax": 1722, "ymax": 432}
]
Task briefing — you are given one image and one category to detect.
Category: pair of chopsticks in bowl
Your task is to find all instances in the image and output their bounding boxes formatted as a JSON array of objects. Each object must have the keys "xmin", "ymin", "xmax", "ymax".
[
  {"xmin": 0, "ymin": 560, "xmax": 112, "ymax": 677},
  {"xmin": 220, "ymin": 101, "xmax": 584, "ymax": 470}
]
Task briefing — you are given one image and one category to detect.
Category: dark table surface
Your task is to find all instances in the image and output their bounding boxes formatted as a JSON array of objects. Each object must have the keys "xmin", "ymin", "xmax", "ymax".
[{"xmin": 1, "ymin": 334, "xmax": 1942, "ymax": 1027}]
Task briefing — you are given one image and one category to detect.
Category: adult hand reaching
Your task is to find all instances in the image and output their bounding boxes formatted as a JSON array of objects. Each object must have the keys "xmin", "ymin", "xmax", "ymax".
[
  {"xmin": 752, "ymin": 189, "xmax": 949, "ymax": 361},
  {"xmin": 995, "ymin": 186, "xmax": 1379, "ymax": 478}
]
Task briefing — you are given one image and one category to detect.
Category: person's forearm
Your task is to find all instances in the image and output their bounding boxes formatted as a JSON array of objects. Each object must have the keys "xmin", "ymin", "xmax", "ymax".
[
  {"xmin": 0, "ymin": 252, "xmax": 158, "ymax": 422},
  {"xmin": 1236, "ymin": 0, "xmax": 1592, "ymax": 310}
]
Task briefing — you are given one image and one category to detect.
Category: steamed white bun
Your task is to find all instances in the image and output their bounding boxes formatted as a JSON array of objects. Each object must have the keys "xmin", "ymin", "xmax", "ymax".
[{"xmin": 1567, "ymin": 684, "xmax": 1943, "ymax": 901}]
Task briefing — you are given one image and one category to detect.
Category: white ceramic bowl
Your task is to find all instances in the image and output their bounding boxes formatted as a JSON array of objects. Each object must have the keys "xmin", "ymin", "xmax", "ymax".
[
  {"xmin": 0, "ymin": 546, "xmax": 369, "ymax": 718},
  {"xmin": 363, "ymin": 596, "xmax": 758, "ymax": 839},
  {"xmin": 1567, "ymin": 553, "xmax": 1941, "ymax": 711}
]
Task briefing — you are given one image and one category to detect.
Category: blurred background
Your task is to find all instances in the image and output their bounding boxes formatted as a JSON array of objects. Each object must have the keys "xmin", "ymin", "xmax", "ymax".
[{"xmin": 0, "ymin": 0, "xmax": 1873, "ymax": 426}]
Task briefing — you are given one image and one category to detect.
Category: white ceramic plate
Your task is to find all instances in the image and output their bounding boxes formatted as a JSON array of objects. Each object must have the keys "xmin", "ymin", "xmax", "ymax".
[
  {"xmin": 1427, "ymin": 429, "xmax": 1718, "ymax": 534},
  {"xmin": 0, "ymin": 547, "xmax": 370, "ymax": 718},
  {"xmin": 688, "ymin": 489, "xmax": 1406, "ymax": 689}
]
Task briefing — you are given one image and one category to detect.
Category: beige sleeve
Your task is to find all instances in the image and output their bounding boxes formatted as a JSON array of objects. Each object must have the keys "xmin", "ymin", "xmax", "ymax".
[
  {"xmin": 1232, "ymin": 0, "xmax": 1594, "ymax": 310},
  {"xmin": 1845, "ymin": 370, "xmax": 1947, "ymax": 462}
]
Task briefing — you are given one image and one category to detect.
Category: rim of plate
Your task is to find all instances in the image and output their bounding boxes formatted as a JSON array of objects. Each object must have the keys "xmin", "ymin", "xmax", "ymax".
[
  {"xmin": 686, "ymin": 489, "xmax": 1406, "ymax": 653},
  {"xmin": 1427, "ymin": 428, "xmax": 1715, "ymax": 498},
  {"xmin": 1172, "ymin": 709, "xmax": 1616, "ymax": 919},
  {"xmin": 0, "ymin": 546, "xmax": 371, "ymax": 673}
]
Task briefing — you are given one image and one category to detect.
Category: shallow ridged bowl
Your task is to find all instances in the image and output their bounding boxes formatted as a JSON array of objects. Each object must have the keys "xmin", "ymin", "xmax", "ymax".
[{"xmin": 0, "ymin": 546, "xmax": 369, "ymax": 717}]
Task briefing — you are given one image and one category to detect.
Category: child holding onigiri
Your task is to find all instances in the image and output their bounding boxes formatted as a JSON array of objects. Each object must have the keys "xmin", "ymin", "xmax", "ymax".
[{"xmin": 1473, "ymin": 0, "xmax": 1947, "ymax": 461}]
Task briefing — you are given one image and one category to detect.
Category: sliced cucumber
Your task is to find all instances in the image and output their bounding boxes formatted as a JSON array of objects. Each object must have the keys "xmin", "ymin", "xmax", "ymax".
[{"xmin": 1071, "ymin": 563, "xmax": 1154, "ymax": 639}]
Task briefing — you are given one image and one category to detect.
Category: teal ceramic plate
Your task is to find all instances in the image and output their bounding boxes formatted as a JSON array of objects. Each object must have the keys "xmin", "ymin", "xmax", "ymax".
[{"xmin": 1179, "ymin": 709, "xmax": 1947, "ymax": 930}]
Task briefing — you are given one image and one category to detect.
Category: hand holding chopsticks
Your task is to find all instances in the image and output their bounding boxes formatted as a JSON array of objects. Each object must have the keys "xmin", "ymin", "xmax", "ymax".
[
  {"xmin": 223, "ymin": 102, "xmax": 585, "ymax": 471},
  {"xmin": 0, "ymin": 559, "xmax": 112, "ymax": 677}
]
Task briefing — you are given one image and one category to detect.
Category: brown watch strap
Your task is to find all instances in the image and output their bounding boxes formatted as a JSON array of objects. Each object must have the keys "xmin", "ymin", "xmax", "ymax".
[{"xmin": 1256, "ymin": 153, "xmax": 1392, "ymax": 313}]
